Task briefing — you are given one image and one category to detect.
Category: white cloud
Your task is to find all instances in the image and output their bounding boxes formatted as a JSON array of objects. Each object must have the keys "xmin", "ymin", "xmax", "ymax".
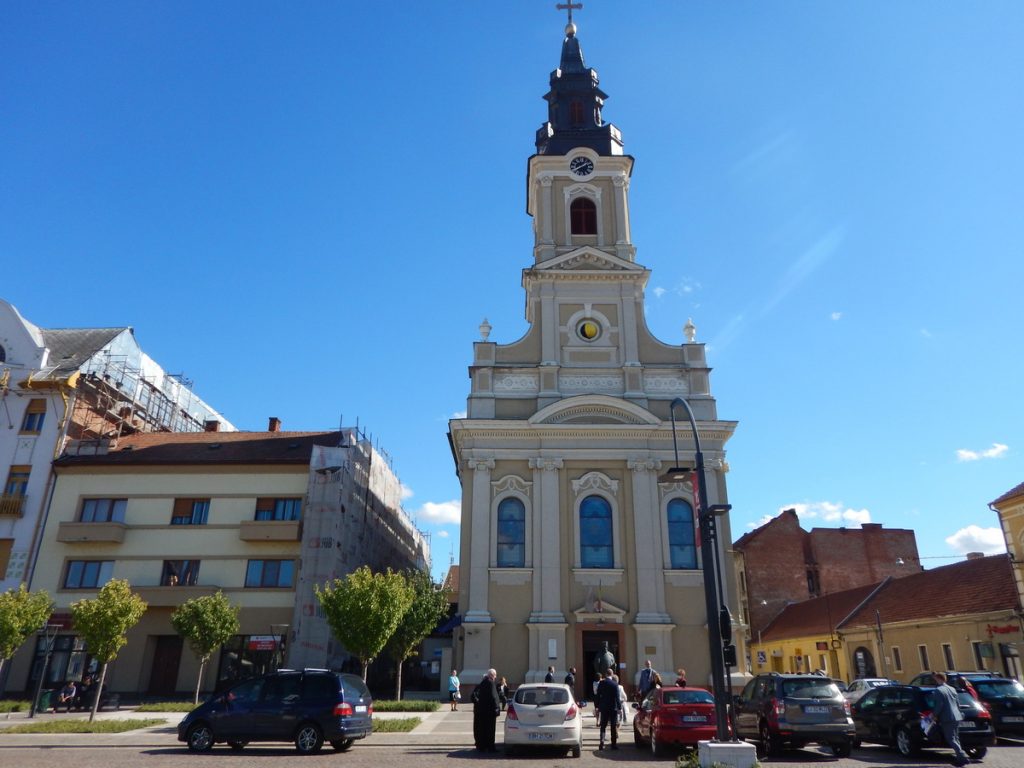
[
  {"xmin": 435, "ymin": 530, "xmax": 449, "ymax": 539},
  {"xmin": 652, "ymin": 286, "xmax": 666, "ymax": 299},
  {"xmin": 400, "ymin": 483, "xmax": 414, "ymax": 501},
  {"xmin": 920, "ymin": 328, "xmax": 932, "ymax": 338},
  {"xmin": 416, "ymin": 500, "xmax": 461, "ymax": 525},
  {"xmin": 451, "ymin": 410, "xmax": 467, "ymax": 419},
  {"xmin": 781, "ymin": 501, "xmax": 872, "ymax": 526},
  {"xmin": 945, "ymin": 525, "xmax": 1006, "ymax": 555},
  {"xmin": 830, "ymin": 311, "xmax": 842, "ymax": 321},
  {"xmin": 746, "ymin": 514, "xmax": 775, "ymax": 530},
  {"xmin": 956, "ymin": 443, "xmax": 1008, "ymax": 462}
]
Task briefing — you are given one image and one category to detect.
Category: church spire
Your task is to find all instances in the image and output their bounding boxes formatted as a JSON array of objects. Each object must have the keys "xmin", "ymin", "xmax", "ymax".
[{"xmin": 535, "ymin": 9, "xmax": 623, "ymax": 156}]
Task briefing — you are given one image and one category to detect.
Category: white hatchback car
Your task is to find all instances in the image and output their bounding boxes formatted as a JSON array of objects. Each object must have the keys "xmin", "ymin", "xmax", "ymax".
[{"xmin": 503, "ymin": 683, "xmax": 583, "ymax": 757}]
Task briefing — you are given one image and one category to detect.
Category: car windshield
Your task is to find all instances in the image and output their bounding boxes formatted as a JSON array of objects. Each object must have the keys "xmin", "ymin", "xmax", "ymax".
[
  {"xmin": 782, "ymin": 679, "xmax": 840, "ymax": 698},
  {"xmin": 515, "ymin": 687, "xmax": 569, "ymax": 706},
  {"xmin": 663, "ymin": 690, "xmax": 714, "ymax": 705},
  {"xmin": 975, "ymin": 680, "xmax": 1024, "ymax": 699}
]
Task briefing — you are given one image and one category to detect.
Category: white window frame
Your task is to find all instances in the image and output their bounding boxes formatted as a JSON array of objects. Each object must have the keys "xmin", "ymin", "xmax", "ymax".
[
  {"xmin": 563, "ymin": 183, "xmax": 604, "ymax": 246},
  {"xmin": 571, "ymin": 472, "xmax": 620, "ymax": 569},
  {"xmin": 659, "ymin": 486, "xmax": 700, "ymax": 570},
  {"xmin": 918, "ymin": 644, "xmax": 930, "ymax": 671},
  {"xmin": 891, "ymin": 645, "xmax": 903, "ymax": 672},
  {"xmin": 490, "ymin": 475, "xmax": 533, "ymax": 569}
]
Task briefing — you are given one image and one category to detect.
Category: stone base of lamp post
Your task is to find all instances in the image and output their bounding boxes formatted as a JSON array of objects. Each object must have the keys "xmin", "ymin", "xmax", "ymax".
[{"xmin": 698, "ymin": 739, "xmax": 758, "ymax": 768}]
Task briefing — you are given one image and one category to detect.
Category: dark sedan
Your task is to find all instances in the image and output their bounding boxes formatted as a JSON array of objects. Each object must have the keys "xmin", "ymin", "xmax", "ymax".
[
  {"xmin": 971, "ymin": 677, "xmax": 1024, "ymax": 738},
  {"xmin": 851, "ymin": 684, "xmax": 994, "ymax": 759}
]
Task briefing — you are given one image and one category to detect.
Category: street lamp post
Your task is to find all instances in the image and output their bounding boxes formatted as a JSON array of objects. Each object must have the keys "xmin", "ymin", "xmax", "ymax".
[
  {"xmin": 27, "ymin": 623, "xmax": 62, "ymax": 719},
  {"xmin": 660, "ymin": 396, "xmax": 734, "ymax": 742}
]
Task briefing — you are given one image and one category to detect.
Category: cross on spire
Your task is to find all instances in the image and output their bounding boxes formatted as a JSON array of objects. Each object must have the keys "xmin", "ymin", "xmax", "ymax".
[{"xmin": 556, "ymin": 2, "xmax": 583, "ymax": 26}]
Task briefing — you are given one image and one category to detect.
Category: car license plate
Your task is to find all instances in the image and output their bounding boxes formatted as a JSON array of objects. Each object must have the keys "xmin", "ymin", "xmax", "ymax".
[
  {"xmin": 958, "ymin": 721, "xmax": 976, "ymax": 729},
  {"xmin": 683, "ymin": 715, "xmax": 707, "ymax": 722},
  {"xmin": 528, "ymin": 732, "xmax": 552, "ymax": 740},
  {"xmin": 355, "ymin": 705, "xmax": 367, "ymax": 713},
  {"xmin": 1005, "ymin": 716, "xmax": 1024, "ymax": 723},
  {"xmin": 804, "ymin": 706, "xmax": 829, "ymax": 714}
]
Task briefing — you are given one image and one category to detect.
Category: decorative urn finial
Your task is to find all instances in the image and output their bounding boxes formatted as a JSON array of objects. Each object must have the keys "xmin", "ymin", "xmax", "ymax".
[
  {"xmin": 684, "ymin": 318, "xmax": 697, "ymax": 343},
  {"xmin": 479, "ymin": 318, "xmax": 492, "ymax": 341}
]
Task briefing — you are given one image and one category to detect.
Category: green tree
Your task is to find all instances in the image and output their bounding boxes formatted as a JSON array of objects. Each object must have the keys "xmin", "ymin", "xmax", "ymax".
[
  {"xmin": 315, "ymin": 567, "xmax": 413, "ymax": 681},
  {"xmin": 386, "ymin": 570, "xmax": 450, "ymax": 700},
  {"xmin": 0, "ymin": 585, "xmax": 53, "ymax": 684},
  {"xmin": 170, "ymin": 592, "xmax": 240, "ymax": 704},
  {"xmin": 70, "ymin": 579, "xmax": 146, "ymax": 721}
]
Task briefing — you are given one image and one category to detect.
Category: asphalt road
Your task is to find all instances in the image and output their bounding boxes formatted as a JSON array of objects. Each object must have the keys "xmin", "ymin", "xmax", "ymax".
[{"xmin": 0, "ymin": 709, "xmax": 1021, "ymax": 768}]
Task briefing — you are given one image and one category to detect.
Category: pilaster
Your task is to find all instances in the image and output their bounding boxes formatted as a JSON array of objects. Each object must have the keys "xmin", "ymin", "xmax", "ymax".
[
  {"xmin": 465, "ymin": 457, "xmax": 495, "ymax": 623},
  {"xmin": 529, "ymin": 457, "xmax": 565, "ymax": 623},
  {"xmin": 629, "ymin": 458, "xmax": 670, "ymax": 623}
]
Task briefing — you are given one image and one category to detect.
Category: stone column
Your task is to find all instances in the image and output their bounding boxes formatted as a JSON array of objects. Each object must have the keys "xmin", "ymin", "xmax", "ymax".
[
  {"xmin": 526, "ymin": 457, "xmax": 567, "ymax": 680},
  {"xmin": 613, "ymin": 173, "xmax": 631, "ymax": 258},
  {"xmin": 539, "ymin": 174, "xmax": 554, "ymax": 246},
  {"xmin": 464, "ymin": 457, "xmax": 495, "ymax": 623},
  {"xmin": 629, "ymin": 458, "xmax": 670, "ymax": 623},
  {"xmin": 462, "ymin": 456, "xmax": 496, "ymax": 680}
]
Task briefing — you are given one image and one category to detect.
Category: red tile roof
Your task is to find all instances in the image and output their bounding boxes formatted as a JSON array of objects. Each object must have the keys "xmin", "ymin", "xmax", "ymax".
[
  {"xmin": 55, "ymin": 430, "xmax": 345, "ymax": 466},
  {"xmin": 759, "ymin": 582, "xmax": 884, "ymax": 641},
  {"xmin": 841, "ymin": 554, "xmax": 1018, "ymax": 629},
  {"xmin": 992, "ymin": 481, "xmax": 1024, "ymax": 507}
]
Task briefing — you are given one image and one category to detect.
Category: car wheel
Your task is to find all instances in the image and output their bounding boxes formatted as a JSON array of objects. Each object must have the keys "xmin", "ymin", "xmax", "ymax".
[
  {"xmin": 633, "ymin": 722, "xmax": 643, "ymax": 746},
  {"xmin": 650, "ymin": 728, "xmax": 660, "ymax": 756},
  {"xmin": 331, "ymin": 739, "xmax": 354, "ymax": 752},
  {"xmin": 294, "ymin": 722, "xmax": 324, "ymax": 754},
  {"xmin": 571, "ymin": 743, "xmax": 581, "ymax": 758},
  {"xmin": 186, "ymin": 723, "xmax": 214, "ymax": 753},
  {"xmin": 965, "ymin": 746, "xmax": 987, "ymax": 759},
  {"xmin": 896, "ymin": 725, "xmax": 920, "ymax": 757},
  {"xmin": 831, "ymin": 740, "xmax": 852, "ymax": 758},
  {"xmin": 852, "ymin": 739, "xmax": 861, "ymax": 749},
  {"xmin": 759, "ymin": 721, "xmax": 782, "ymax": 757},
  {"xmin": 228, "ymin": 741, "xmax": 247, "ymax": 751}
]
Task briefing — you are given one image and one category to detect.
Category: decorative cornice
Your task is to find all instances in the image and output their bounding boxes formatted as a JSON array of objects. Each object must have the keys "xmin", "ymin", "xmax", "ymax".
[
  {"xmin": 492, "ymin": 475, "xmax": 532, "ymax": 498},
  {"xmin": 572, "ymin": 471, "xmax": 618, "ymax": 496},
  {"xmin": 465, "ymin": 457, "xmax": 495, "ymax": 471},
  {"xmin": 659, "ymin": 480, "xmax": 694, "ymax": 500}
]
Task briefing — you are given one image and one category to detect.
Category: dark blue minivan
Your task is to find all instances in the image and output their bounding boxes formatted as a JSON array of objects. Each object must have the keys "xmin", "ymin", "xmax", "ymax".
[{"xmin": 178, "ymin": 669, "xmax": 373, "ymax": 754}]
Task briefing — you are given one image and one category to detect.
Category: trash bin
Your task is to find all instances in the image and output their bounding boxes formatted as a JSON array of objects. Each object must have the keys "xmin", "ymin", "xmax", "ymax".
[{"xmin": 37, "ymin": 689, "xmax": 53, "ymax": 712}]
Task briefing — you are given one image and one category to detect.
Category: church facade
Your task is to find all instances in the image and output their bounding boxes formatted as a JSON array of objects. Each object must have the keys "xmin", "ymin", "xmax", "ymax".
[{"xmin": 449, "ymin": 19, "xmax": 740, "ymax": 695}]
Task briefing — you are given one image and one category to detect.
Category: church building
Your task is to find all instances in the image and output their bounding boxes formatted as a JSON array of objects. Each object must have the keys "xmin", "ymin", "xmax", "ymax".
[{"xmin": 449, "ymin": 17, "xmax": 741, "ymax": 694}]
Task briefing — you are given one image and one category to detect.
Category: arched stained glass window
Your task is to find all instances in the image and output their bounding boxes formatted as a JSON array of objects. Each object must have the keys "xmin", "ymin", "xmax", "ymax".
[
  {"xmin": 580, "ymin": 495, "xmax": 613, "ymax": 568},
  {"xmin": 570, "ymin": 197, "xmax": 597, "ymax": 235},
  {"xmin": 667, "ymin": 498, "xmax": 697, "ymax": 569},
  {"xmin": 496, "ymin": 497, "xmax": 526, "ymax": 567}
]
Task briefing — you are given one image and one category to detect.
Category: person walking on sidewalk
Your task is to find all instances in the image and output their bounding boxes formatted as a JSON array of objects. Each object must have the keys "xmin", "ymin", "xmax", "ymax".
[
  {"xmin": 932, "ymin": 672, "xmax": 969, "ymax": 767},
  {"xmin": 595, "ymin": 669, "xmax": 621, "ymax": 750}
]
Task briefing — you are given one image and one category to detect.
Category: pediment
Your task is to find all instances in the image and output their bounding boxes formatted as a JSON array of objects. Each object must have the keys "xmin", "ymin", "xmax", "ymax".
[
  {"xmin": 534, "ymin": 247, "xmax": 643, "ymax": 273},
  {"xmin": 529, "ymin": 395, "xmax": 661, "ymax": 426},
  {"xmin": 574, "ymin": 597, "xmax": 626, "ymax": 622}
]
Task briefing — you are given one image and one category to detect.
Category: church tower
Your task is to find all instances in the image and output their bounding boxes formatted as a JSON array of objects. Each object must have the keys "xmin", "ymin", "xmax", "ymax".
[{"xmin": 449, "ymin": 17, "xmax": 740, "ymax": 692}]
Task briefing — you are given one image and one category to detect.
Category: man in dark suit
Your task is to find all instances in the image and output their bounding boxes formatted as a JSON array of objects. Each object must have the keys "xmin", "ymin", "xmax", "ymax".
[
  {"xmin": 544, "ymin": 666, "xmax": 555, "ymax": 683},
  {"xmin": 595, "ymin": 668, "xmax": 621, "ymax": 750},
  {"xmin": 637, "ymin": 659, "xmax": 656, "ymax": 700},
  {"xmin": 473, "ymin": 668, "xmax": 501, "ymax": 751}
]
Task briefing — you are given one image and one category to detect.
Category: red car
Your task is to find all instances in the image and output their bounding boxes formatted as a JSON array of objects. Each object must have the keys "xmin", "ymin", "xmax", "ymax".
[{"xmin": 632, "ymin": 686, "xmax": 730, "ymax": 755}]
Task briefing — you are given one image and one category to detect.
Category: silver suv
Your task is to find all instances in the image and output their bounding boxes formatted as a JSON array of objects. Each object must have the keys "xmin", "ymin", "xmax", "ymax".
[{"xmin": 734, "ymin": 673, "xmax": 855, "ymax": 757}]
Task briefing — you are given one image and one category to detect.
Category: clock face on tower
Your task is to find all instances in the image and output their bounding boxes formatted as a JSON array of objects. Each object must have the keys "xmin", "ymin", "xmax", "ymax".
[{"xmin": 569, "ymin": 155, "xmax": 595, "ymax": 177}]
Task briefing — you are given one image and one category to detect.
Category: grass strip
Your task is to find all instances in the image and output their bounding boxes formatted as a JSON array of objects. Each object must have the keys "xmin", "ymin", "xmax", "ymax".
[
  {"xmin": 0, "ymin": 700, "xmax": 31, "ymax": 713},
  {"xmin": 2, "ymin": 718, "xmax": 165, "ymax": 734},
  {"xmin": 373, "ymin": 716, "xmax": 420, "ymax": 733},
  {"xmin": 134, "ymin": 701, "xmax": 198, "ymax": 712},
  {"xmin": 372, "ymin": 700, "xmax": 440, "ymax": 712}
]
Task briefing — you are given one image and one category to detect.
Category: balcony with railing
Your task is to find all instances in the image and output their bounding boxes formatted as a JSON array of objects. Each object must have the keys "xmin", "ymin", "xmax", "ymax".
[{"xmin": 0, "ymin": 494, "xmax": 26, "ymax": 518}]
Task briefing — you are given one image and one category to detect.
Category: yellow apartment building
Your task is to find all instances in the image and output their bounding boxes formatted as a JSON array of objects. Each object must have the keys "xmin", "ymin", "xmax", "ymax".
[{"xmin": 7, "ymin": 426, "xmax": 428, "ymax": 698}]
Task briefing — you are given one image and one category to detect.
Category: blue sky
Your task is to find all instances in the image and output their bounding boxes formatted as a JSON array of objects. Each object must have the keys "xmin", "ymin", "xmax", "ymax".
[{"xmin": 3, "ymin": 2, "xmax": 1022, "ymax": 582}]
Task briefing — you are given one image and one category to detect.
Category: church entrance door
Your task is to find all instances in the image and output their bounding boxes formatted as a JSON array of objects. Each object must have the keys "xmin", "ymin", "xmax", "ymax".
[{"xmin": 581, "ymin": 629, "xmax": 621, "ymax": 699}]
